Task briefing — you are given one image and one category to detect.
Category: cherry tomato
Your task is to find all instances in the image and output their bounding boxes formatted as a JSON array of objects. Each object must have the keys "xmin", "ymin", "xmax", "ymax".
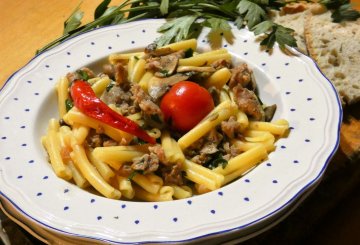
[{"xmin": 160, "ymin": 81, "xmax": 214, "ymax": 133}]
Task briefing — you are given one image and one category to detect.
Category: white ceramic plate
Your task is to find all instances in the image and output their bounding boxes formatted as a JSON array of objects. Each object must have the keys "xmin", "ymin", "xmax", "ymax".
[
  {"xmin": 0, "ymin": 19, "xmax": 342, "ymax": 244},
  {"xmin": 0, "ymin": 180, "xmax": 320, "ymax": 245}
]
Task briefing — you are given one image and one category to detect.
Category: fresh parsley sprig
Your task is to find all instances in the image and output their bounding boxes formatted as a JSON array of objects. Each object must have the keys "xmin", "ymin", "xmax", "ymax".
[{"xmin": 36, "ymin": 0, "xmax": 360, "ymax": 54}]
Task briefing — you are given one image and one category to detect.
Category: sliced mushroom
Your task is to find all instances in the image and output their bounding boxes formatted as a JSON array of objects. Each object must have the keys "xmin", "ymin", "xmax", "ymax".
[
  {"xmin": 154, "ymin": 54, "xmax": 179, "ymax": 77},
  {"xmin": 264, "ymin": 104, "xmax": 277, "ymax": 122},
  {"xmin": 144, "ymin": 43, "xmax": 174, "ymax": 57},
  {"xmin": 145, "ymin": 50, "xmax": 185, "ymax": 78},
  {"xmin": 147, "ymin": 74, "xmax": 190, "ymax": 100}
]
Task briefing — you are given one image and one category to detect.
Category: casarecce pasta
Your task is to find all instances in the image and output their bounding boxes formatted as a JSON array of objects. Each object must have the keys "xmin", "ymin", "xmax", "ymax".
[{"xmin": 42, "ymin": 39, "xmax": 289, "ymax": 201}]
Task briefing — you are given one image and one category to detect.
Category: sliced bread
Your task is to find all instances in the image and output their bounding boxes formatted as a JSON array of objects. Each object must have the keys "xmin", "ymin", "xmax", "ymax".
[
  {"xmin": 272, "ymin": 3, "xmax": 327, "ymax": 54},
  {"xmin": 304, "ymin": 11, "xmax": 360, "ymax": 105}
]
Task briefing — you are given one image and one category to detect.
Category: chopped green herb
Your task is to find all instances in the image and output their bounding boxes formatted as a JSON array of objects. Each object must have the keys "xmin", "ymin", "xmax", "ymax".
[
  {"xmin": 65, "ymin": 98, "xmax": 73, "ymax": 111},
  {"xmin": 106, "ymin": 82, "xmax": 115, "ymax": 92},
  {"xmin": 159, "ymin": 69, "xmax": 170, "ymax": 77},
  {"xmin": 127, "ymin": 171, "xmax": 138, "ymax": 180},
  {"xmin": 151, "ymin": 114, "xmax": 163, "ymax": 124},
  {"xmin": 76, "ymin": 70, "xmax": 90, "ymax": 81},
  {"xmin": 136, "ymin": 137, "xmax": 147, "ymax": 145},
  {"xmin": 184, "ymin": 48, "xmax": 194, "ymax": 58},
  {"xmin": 204, "ymin": 152, "xmax": 228, "ymax": 170}
]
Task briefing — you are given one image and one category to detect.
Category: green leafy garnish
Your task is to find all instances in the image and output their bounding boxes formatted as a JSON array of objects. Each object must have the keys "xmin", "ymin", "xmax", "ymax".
[
  {"xmin": 63, "ymin": 3, "xmax": 84, "ymax": 35},
  {"xmin": 204, "ymin": 17, "xmax": 232, "ymax": 32},
  {"xmin": 205, "ymin": 152, "xmax": 228, "ymax": 170},
  {"xmin": 184, "ymin": 48, "xmax": 194, "ymax": 58},
  {"xmin": 160, "ymin": 0, "xmax": 169, "ymax": 15},
  {"xmin": 127, "ymin": 171, "xmax": 138, "ymax": 180},
  {"xmin": 94, "ymin": 0, "xmax": 112, "ymax": 19},
  {"xmin": 253, "ymin": 21, "xmax": 297, "ymax": 49},
  {"xmin": 331, "ymin": 4, "xmax": 360, "ymax": 22},
  {"xmin": 150, "ymin": 114, "xmax": 163, "ymax": 124},
  {"xmin": 106, "ymin": 82, "xmax": 115, "ymax": 92},
  {"xmin": 237, "ymin": 0, "xmax": 267, "ymax": 29},
  {"xmin": 65, "ymin": 98, "xmax": 73, "ymax": 112},
  {"xmin": 156, "ymin": 15, "xmax": 199, "ymax": 46},
  {"xmin": 37, "ymin": 0, "xmax": 360, "ymax": 54},
  {"xmin": 76, "ymin": 70, "xmax": 90, "ymax": 81}
]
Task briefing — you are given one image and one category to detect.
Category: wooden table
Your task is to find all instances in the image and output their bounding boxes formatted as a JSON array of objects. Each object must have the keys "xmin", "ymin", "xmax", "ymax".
[{"xmin": 1, "ymin": 1, "xmax": 360, "ymax": 244}]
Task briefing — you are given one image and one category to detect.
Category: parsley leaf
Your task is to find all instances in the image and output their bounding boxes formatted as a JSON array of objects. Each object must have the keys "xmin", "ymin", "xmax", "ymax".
[
  {"xmin": 63, "ymin": 3, "xmax": 84, "ymax": 35},
  {"xmin": 252, "ymin": 20, "xmax": 274, "ymax": 35},
  {"xmin": 204, "ymin": 18, "xmax": 232, "ymax": 32},
  {"xmin": 39, "ymin": 0, "xmax": 358, "ymax": 55},
  {"xmin": 332, "ymin": 4, "xmax": 360, "ymax": 22},
  {"xmin": 274, "ymin": 24, "xmax": 297, "ymax": 49},
  {"xmin": 319, "ymin": 0, "xmax": 349, "ymax": 9},
  {"xmin": 252, "ymin": 21, "xmax": 297, "ymax": 49},
  {"xmin": 237, "ymin": 0, "xmax": 268, "ymax": 29},
  {"xmin": 160, "ymin": 0, "xmax": 169, "ymax": 15},
  {"xmin": 94, "ymin": 0, "xmax": 112, "ymax": 19},
  {"xmin": 156, "ymin": 15, "xmax": 199, "ymax": 46}
]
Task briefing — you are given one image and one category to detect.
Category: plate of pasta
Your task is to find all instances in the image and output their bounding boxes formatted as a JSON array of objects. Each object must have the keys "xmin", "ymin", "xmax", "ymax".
[{"xmin": 0, "ymin": 19, "xmax": 341, "ymax": 244}]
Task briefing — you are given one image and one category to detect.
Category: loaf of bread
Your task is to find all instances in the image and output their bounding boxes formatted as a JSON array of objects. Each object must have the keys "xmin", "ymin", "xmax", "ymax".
[
  {"xmin": 304, "ymin": 11, "xmax": 360, "ymax": 105},
  {"xmin": 272, "ymin": 3, "xmax": 327, "ymax": 54},
  {"xmin": 273, "ymin": 4, "xmax": 360, "ymax": 106}
]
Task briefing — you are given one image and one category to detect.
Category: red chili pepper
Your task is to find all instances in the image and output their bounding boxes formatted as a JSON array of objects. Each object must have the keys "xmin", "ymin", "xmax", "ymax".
[{"xmin": 70, "ymin": 80, "xmax": 156, "ymax": 144}]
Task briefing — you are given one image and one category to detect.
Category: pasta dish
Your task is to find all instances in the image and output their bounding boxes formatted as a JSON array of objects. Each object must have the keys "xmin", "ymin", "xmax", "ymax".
[{"xmin": 41, "ymin": 39, "xmax": 289, "ymax": 201}]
